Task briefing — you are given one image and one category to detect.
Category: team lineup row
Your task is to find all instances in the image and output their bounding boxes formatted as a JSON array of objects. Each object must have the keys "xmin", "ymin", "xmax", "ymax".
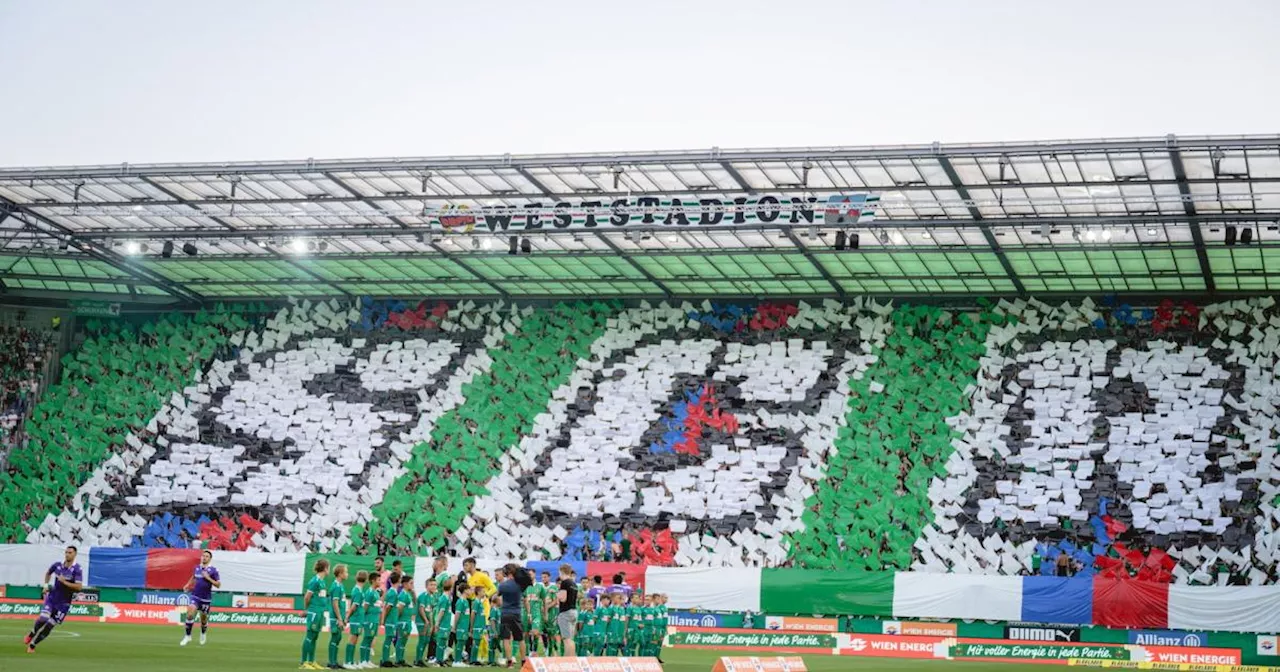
[{"xmin": 299, "ymin": 558, "xmax": 670, "ymax": 669}]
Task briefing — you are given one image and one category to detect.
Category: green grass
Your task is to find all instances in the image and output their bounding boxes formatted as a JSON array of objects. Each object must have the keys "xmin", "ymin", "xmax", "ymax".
[{"xmin": 1, "ymin": 621, "xmax": 1062, "ymax": 672}]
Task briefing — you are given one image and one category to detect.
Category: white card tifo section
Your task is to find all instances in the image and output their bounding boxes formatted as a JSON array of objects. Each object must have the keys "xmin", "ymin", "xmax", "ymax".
[{"xmin": 455, "ymin": 301, "xmax": 893, "ymax": 566}]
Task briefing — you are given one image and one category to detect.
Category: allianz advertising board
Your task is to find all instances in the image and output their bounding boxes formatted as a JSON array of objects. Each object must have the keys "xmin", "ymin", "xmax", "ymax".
[
  {"xmin": 134, "ymin": 591, "xmax": 192, "ymax": 607},
  {"xmin": 668, "ymin": 611, "xmax": 741, "ymax": 629},
  {"xmin": 1127, "ymin": 630, "xmax": 1210, "ymax": 647}
]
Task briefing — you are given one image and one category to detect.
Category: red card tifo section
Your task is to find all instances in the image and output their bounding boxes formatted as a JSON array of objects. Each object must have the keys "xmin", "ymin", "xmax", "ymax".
[{"xmin": 518, "ymin": 658, "xmax": 663, "ymax": 672}]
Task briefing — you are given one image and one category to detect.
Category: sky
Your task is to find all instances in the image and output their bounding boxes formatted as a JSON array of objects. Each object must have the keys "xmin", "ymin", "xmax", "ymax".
[{"xmin": 2, "ymin": 0, "xmax": 1277, "ymax": 167}]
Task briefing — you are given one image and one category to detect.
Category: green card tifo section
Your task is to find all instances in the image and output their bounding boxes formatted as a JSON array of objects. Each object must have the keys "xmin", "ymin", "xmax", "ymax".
[{"xmin": 11, "ymin": 296, "xmax": 1280, "ymax": 587}]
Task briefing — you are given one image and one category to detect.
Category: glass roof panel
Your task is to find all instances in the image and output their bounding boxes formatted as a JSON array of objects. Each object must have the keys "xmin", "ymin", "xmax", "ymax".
[{"xmin": 3, "ymin": 135, "xmax": 1280, "ymax": 302}]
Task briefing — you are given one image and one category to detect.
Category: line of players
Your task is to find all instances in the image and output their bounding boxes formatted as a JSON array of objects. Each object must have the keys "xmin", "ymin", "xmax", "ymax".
[{"xmin": 297, "ymin": 560, "xmax": 670, "ymax": 669}]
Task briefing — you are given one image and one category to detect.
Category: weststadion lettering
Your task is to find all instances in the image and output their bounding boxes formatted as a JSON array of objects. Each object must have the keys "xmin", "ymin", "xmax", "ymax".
[
  {"xmin": 668, "ymin": 631, "xmax": 835, "ymax": 650},
  {"xmin": 435, "ymin": 194, "xmax": 879, "ymax": 233}
]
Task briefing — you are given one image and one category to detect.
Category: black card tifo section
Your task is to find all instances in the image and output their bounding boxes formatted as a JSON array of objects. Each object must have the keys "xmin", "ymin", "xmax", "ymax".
[{"xmin": 956, "ymin": 327, "xmax": 1261, "ymax": 552}]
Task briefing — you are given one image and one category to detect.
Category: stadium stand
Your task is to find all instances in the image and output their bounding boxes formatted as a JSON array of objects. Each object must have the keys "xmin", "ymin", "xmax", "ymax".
[
  {"xmin": 9, "ymin": 296, "xmax": 1280, "ymax": 588},
  {"xmin": 0, "ymin": 307, "xmax": 252, "ymax": 543},
  {"xmin": 0, "ymin": 324, "xmax": 55, "ymax": 457}
]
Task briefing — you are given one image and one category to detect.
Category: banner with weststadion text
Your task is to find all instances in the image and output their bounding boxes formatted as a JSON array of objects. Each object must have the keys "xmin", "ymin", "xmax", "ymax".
[{"xmin": 431, "ymin": 194, "xmax": 879, "ymax": 233}]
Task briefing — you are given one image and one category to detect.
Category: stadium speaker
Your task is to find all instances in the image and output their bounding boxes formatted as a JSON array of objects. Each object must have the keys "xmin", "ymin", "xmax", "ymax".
[
  {"xmin": 520, "ymin": 237, "xmax": 532, "ymax": 254},
  {"xmin": 834, "ymin": 231, "xmax": 847, "ymax": 250},
  {"xmin": 848, "ymin": 232, "xmax": 860, "ymax": 250},
  {"xmin": 182, "ymin": 242, "xmax": 198, "ymax": 256},
  {"xmin": 508, "ymin": 236, "xmax": 519, "ymax": 255},
  {"xmin": 1225, "ymin": 226, "xmax": 1238, "ymax": 246},
  {"xmin": 161, "ymin": 241, "xmax": 174, "ymax": 258},
  {"xmin": 1241, "ymin": 227, "xmax": 1254, "ymax": 244}
]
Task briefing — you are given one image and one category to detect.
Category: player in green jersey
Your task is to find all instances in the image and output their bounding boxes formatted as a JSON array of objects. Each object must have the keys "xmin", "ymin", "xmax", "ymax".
[
  {"xmin": 522, "ymin": 578, "xmax": 545, "ymax": 655},
  {"xmin": 394, "ymin": 575, "xmax": 414, "ymax": 666},
  {"xmin": 432, "ymin": 577, "xmax": 454, "ymax": 666},
  {"xmin": 360, "ymin": 571, "xmax": 382, "ymax": 668},
  {"xmin": 624, "ymin": 593, "xmax": 645, "ymax": 657},
  {"xmin": 606, "ymin": 592, "xmax": 628, "ymax": 656},
  {"xmin": 326, "ymin": 565, "xmax": 349, "ymax": 669},
  {"xmin": 413, "ymin": 577, "xmax": 437, "ymax": 667},
  {"xmin": 654, "ymin": 593, "xmax": 669, "ymax": 663},
  {"xmin": 641, "ymin": 594, "xmax": 660, "ymax": 657},
  {"xmin": 486, "ymin": 594, "xmax": 503, "ymax": 666},
  {"xmin": 345, "ymin": 570, "xmax": 369, "ymax": 669},
  {"xmin": 575, "ymin": 598, "xmax": 595, "ymax": 657},
  {"xmin": 537, "ymin": 572, "xmax": 558, "ymax": 656},
  {"xmin": 378, "ymin": 572, "xmax": 401, "ymax": 668},
  {"xmin": 301, "ymin": 559, "xmax": 330, "ymax": 670},
  {"xmin": 453, "ymin": 585, "xmax": 473, "ymax": 666},
  {"xmin": 594, "ymin": 596, "xmax": 612, "ymax": 657},
  {"xmin": 467, "ymin": 587, "xmax": 486, "ymax": 664},
  {"xmin": 590, "ymin": 596, "xmax": 608, "ymax": 656}
]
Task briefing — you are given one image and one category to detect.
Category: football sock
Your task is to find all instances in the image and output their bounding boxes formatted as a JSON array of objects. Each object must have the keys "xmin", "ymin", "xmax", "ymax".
[
  {"xmin": 415, "ymin": 633, "xmax": 428, "ymax": 663},
  {"xmin": 380, "ymin": 632, "xmax": 393, "ymax": 663},
  {"xmin": 395, "ymin": 632, "xmax": 407, "ymax": 663},
  {"xmin": 328, "ymin": 629, "xmax": 342, "ymax": 665},
  {"xmin": 360, "ymin": 633, "xmax": 375, "ymax": 663},
  {"xmin": 32, "ymin": 621, "xmax": 55, "ymax": 647}
]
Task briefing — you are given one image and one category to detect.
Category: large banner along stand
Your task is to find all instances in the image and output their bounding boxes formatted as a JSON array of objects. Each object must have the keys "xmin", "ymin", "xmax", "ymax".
[
  {"xmin": 519, "ymin": 658, "xmax": 663, "ymax": 672},
  {"xmin": 712, "ymin": 657, "xmax": 808, "ymax": 672}
]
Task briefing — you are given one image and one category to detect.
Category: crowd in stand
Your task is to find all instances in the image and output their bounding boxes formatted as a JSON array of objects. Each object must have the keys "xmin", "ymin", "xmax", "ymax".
[{"xmin": 0, "ymin": 325, "xmax": 55, "ymax": 455}]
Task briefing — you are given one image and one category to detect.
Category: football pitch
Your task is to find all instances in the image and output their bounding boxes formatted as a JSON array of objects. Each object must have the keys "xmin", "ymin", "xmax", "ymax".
[{"xmin": 0, "ymin": 620, "xmax": 1060, "ymax": 672}]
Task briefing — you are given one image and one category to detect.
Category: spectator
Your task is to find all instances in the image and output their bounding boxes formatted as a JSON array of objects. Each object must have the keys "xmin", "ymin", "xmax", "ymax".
[{"xmin": 0, "ymin": 325, "xmax": 54, "ymax": 457}]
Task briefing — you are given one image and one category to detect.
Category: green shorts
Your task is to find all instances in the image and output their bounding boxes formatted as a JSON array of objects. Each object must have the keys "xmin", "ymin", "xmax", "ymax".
[
  {"xmin": 305, "ymin": 612, "xmax": 326, "ymax": 632},
  {"xmin": 348, "ymin": 620, "xmax": 363, "ymax": 635}
]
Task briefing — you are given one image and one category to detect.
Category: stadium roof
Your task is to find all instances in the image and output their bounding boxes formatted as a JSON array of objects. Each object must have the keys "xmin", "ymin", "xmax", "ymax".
[{"xmin": 1, "ymin": 133, "xmax": 1279, "ymax": 308}]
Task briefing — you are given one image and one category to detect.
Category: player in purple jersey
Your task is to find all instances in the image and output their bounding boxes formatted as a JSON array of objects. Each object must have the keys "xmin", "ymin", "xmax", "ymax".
[
  {"xmin": 603, "ymin": 573, "xmax": 633, "ymax": 602},
  {"xmin": 181, "ymin": 549, "xmax": 221, "ymax": 646},
  {"xmin": 25, "ymin": 545, "xmax": 84, "ymax": 655},
  {"xmin": 585, "ymin": 576, "xmax": 607, "ymax": 608}
]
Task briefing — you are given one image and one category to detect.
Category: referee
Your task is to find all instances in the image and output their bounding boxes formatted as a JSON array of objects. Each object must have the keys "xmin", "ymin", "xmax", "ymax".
[{"xmin": 497, "ymin": 563, "xmax": 530, "ymax": 668}]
